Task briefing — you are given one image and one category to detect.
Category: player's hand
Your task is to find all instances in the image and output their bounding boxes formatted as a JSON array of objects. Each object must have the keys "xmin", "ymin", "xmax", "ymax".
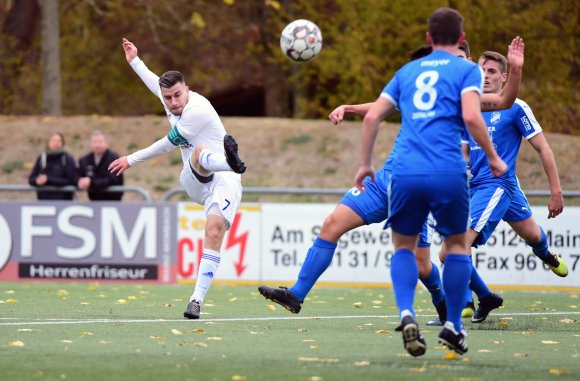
[
  {"xmin": 548, "ymin": 192, "xmax": 564, "ymax": 219},
  {"xmin": 354, "ymin": 165, "xmax": 374, "ymax": 191},
  {"xmin": 507, "ymin": 36, "xmax": 524, "ymax": 70},
  {"xmin": 36, "ymin": 174, "xmax": 48, "ymax": 186},
  {"xmin": 77, "ymin": 177, "xmax": 91, "ymax": 190},
  {"xmin": 122, "ymin": 38, "xmax": 138, "ymax": 63},
  {"xmin": 329, "ymin": 105, "xmax": 346, "ymax": 125},
  {"xmin": 488, "ymin": 156, "xmax": 507, "ymax": 177},
  {"xmin": 109, "ymin": 156, "xmax": 131, "ymax": 176}
]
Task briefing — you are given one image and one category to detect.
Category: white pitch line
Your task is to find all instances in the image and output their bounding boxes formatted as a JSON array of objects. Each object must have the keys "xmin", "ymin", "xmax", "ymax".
[{"xmin": 0, "ymin": 311, "xmax": 579, "ymax": 327}]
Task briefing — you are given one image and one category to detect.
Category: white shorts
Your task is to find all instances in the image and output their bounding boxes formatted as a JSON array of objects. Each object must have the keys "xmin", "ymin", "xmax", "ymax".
[{"xmin": 179, "ymin": 165, "xmax": 242, "ymax": 228}]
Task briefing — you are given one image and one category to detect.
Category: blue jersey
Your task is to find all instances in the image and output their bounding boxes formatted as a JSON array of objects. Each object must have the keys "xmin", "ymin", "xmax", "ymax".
[
  {"xmin": 382, "ymin": 50, "xmax": 483, "ymax": 175},
  {"xmin": 463, "ymin": 98, "xmax": 542, "ymax": 189}
]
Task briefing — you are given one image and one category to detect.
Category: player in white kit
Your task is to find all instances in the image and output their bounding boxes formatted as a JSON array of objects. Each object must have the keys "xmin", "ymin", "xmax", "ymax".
[{"xmin": 110, "ymin": 38, "xmax": 247, "ymax": 319}]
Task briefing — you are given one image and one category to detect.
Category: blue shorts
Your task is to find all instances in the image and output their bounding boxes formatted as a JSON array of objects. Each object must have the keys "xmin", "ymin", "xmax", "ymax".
[
  {"xmin": 502, "ymin": 186, "xmax": 533, "ymax": 222},
  {"xmin": 469, "ymin": 185, "xmax": 513, "ymax": 247},
  {"xmin": 388, "ymin": 173, "xmax": 469, "ymax": 238},
  {"xmin": 339, "ymin": 169, "xmax": 433, "ymax": 247}
]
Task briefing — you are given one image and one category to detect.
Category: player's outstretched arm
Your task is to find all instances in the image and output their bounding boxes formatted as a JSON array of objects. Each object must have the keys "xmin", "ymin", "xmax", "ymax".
[
  {"xmin": 108, "ymin": 137, "xmax": 176, "ymax": 176},
  {"xmin": 355, "ymin": 97, "xmax": 395, "ymax": 190},
  {"xmin": 329, "ymin": 103, "xmax": 375, "ymax": 125},
  {"xmin": 122, "ymin": 37, "xmax": 161, "ymax": 96},
  {"xmin": 481, "ymin": 36, "xmax": 524, "ymax": 111},
  {"xmin": 528, "ymin": 133, "xmax": 564, "ymax": 218},
  {"xmin": 462, "ymin": 92, "xmax": 507, "ymax": 177}
]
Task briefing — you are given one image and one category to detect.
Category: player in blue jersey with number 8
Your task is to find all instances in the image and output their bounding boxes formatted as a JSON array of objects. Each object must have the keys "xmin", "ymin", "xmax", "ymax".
[{"xmin": 357, "ymin": 8, "xmax": 506, "ymax": 356}]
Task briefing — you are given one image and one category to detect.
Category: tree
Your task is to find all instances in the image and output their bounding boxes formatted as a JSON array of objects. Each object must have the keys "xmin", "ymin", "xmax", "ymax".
[{"xmin": 37, "ymin": 0, "xmax": 61, "ymax": 115}]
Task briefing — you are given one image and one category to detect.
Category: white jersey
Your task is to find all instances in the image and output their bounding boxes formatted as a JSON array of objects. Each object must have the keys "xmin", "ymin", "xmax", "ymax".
[{"xmin": 126, "ymin": 57, "xmax": 231, "ymax": 170}]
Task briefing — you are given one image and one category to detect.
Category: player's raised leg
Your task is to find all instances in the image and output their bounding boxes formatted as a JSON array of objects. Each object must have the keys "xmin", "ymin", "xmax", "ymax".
[
  {"xmin": 194, "ymin": 135, "xmax": 247, "ymax": 174},
  {"xmin": 258, "ymin": 204, "xmax": 365, "ymax": 313}
]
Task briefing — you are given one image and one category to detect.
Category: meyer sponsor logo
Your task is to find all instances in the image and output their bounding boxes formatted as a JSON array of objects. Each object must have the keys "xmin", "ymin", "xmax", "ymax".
[{"xmin": 420, "ymin": 59, "xmax": 450, "ymax": 67}]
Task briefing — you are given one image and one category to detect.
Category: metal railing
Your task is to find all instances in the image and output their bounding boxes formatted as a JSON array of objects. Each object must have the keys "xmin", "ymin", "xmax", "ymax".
[
  {"xmin": 160, "ymin": 187, "xmax": 580, "ymax": 202},
  {"xmin": 0, "ymin": 184, "xmax": 153, "ymax": 202},
  {"xmin": 3, "ymin": 184, "xmax": 579, "ymax": 204}
]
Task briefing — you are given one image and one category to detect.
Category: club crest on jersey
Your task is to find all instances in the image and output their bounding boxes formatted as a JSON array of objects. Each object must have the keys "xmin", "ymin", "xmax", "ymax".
[{"xmin": 490, "ymin": 112, "xmax": 501, "ymax": 125}]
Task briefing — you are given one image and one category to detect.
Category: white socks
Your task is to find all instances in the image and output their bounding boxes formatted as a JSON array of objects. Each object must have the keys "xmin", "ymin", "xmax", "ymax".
[
  {"xmin": 191, "ymin": 249, "xmax": 221, "ymax": 304},
  {"xmin": 198, "ymin": 149, "xmax": 231, "ymax": 172}
]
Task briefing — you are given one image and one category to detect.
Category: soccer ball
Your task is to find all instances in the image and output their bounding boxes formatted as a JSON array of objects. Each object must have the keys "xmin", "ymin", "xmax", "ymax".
[{"xmin": 280, "ymin": 19, "xmax": 322, "ymax": 62}]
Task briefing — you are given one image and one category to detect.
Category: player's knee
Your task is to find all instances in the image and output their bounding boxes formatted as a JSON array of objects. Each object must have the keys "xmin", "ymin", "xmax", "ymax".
[
  {"xmin": 415, "ymin": 252, "xmax": 431, "ymax": 278},
  {"xmin": 205, "ymin": 222, "xmax": 226, "ymax": 249},
  {"xmin": 319, "ymin": 213, "xmax": 345, "ymax": 241},
  {"xmin": 192, "ymin": 145, "xmax": 209, "ymax": 174}
]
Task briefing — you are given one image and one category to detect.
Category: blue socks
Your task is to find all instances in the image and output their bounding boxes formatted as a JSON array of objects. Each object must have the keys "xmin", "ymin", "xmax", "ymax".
[
  {"xmin": 443, "ymin": 254, "xmax": 472, "ymax": 331},
  {"xmin": 420, "ymin": 262, "xmax": 445, "ymax": 307},
  {"xmin": 289, "ymin": 237, "xmax": 336, "ymax": 301},
  {"xmin": 469, "ymin": 262, "xmax": 491, "ymax": 299},
  {"xmin": 391, "ymin": 249, "xmax": 419, "ymax": 318},
  {"xmin": 528, "ymin": 226, "xmax": 550, "ymax": 260}
]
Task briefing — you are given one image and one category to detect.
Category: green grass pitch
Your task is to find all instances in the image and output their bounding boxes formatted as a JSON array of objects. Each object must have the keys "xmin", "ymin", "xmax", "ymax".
[{"xmin": 0, "ymin": 282, "xmax": 578, "ymax": 381}]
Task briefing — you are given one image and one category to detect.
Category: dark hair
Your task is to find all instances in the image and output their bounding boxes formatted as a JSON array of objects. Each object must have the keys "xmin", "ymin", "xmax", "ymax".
[
  {"xmin": 428, "ymin": 8, "xmax": 463, "ymax": 45},
  {"xmin": 459, "ymin": 40, "xmax": 470, "ymax": 58},
  {"xmin": 479, "ymin": 51, "xmax": 508, "ymax": 73},
  {"xmin": 158, "ymin": 71, "xmax": 185, "ymax": 89},
  {"xmin": 49, "ymin": 131, "xmax": 65, "ymax": 146},
  {"xmin": 409, "ymin": 45, "xmax": 432, "ymax": 61}
]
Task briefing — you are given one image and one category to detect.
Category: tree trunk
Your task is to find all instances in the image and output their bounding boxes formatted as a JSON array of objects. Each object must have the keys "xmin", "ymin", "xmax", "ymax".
[{"xmin": 37, "ymin": 0, "xmax": 61, "ymax": 115}]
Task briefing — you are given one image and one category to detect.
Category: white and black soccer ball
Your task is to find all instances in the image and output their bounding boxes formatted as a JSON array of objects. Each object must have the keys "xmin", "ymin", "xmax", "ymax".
[{"xmin": 280, "ymin": 19, "xmax": 322, "ymax": 62}]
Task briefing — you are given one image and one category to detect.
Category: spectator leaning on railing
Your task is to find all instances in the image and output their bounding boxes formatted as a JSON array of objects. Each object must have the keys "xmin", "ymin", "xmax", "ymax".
[
  {"xmin": 77, "ymin": 130, "xmax": 124, "ymax": 201},
  {"xmin": 28, "ymin": 132, "xmax": 79, "ymax": 200}
]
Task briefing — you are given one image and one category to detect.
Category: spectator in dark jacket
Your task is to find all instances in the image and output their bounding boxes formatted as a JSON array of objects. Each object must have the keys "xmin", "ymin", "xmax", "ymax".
[
  {"xmin": 77, "ymin": 130, "xmax": 124, "ymax": 201},
  {"xmin": 28, "ymin": 132, "xmax": 78, "ymax": 200}
]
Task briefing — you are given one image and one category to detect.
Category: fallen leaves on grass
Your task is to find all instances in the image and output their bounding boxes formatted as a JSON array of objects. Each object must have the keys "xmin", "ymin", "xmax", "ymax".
[
  {"xmin": 541, "ymin": 340, "xmax": 559, "ymax": 345},
  {"xmin": 162, "ymin": 304, "xmax": 173, "ymax": 307},
  {"xmin": 232, "ymin": 376, "xmax": 247, "ymax": 381},
  {"xmin": 5, "ymin": 290, "xmax": 15, "ymax": 294},
  {"xmin": 548, "ymin": 369, "xmax": 571, "ymax": 375},
  {"xmin": 371, "ymin": 300, "xmax": 382, "ymax": 305},
  {"xmin": 207, "ymin": 337, "xmax": 222, "ymax": 341},
  {"xmin": 5, "ymin": 299, "xmax": 17, "ymax": 303},
  {"xmin": 478, "ymin": 349, "xmax": 493, "ymax": 353},
  {"xmin": 127, "ymin": 296, "xmax": 137, "ymax": 301},
  {"xmin": 57, "ymin": 290, "xmax": 69, "ymax": 297},
  {"xmin": 354, "ymin": 361, "xmax": 371, "ymax": 367},
  {"xmin": 375, "ymin": 329, "xmax": 391, "ymax": 334},
  {"xmin": 298, "ymin": 357, "xmax": 339, "ymax": 363},
  {"xmin": 352, "ymin": 302, "xmax": 362, "ymax": 308},
  {"xmin": 189, "ymin": 328, "xmax": 205, "ymax": 333},
  {"xmin": 513, "ymin": 353, "xmax": 528, "ymax": 358},
  {"xmin": 410, "ymin": 362, "xmax": 427, "ymax": 372},
  {"xmin": 229, "ymin": 297, "xmax": 238, "ymax": 302},
  {"xmin": 302, "ymin": 339, "xmax": 316, "ymax": 343},
  {"xmin": 7, "ymin": 341, "xmax": 24, "ymax": 347},
  {"xmin": 61, "ymin": 340, "xmax": 73, "ymax": 343},
  {"xmin": 443, "ymin": 352, "xmax": 458, "ymax": 360},
  {"xmin": 310, "ymin": 345, "xmax": 319, "ymax": 349},
  {"xmin": 559, "ymin": 318, "xmax": 576, "ymax": 324},
  {"xmin": 149, "ymin": 336, "xmax": 167, "ymax": 340},
  {"xmin": 116, "ymin": 299, "xmax": 128, "ymax": 305},
  {"xmin": 171, "ymin": 329, "xmax": 183, "ymax": 335},
  {"xmin": 194, "ymin": 342, "xmax": 208, "ymax": 347},
  {"xmin": 497, "ymin": 321, "xmax": 510, "ymax": 327},
  {"xmin": 98, "ymin": 340, "xmax": 111, "ymax": 344},
  {"xmin": 79, "ymin": 331, "xmax": 93, "ymax": 336},
  {"xmin": 266, "ymin": 304, "xmax": 276, "ymax": 311},
  {"xmin": 297, "ymin": 328, "xmax": 307, "ymax": 332},
  {"xmin": 17, "ymin": 329, "xmax": 40, "ymax": 332}
]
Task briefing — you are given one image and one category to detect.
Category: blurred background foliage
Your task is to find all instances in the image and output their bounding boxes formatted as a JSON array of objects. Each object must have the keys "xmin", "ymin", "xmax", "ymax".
[{"xmin": 0, "ymin": 0, "xmax": 578, "ymax": 133}]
